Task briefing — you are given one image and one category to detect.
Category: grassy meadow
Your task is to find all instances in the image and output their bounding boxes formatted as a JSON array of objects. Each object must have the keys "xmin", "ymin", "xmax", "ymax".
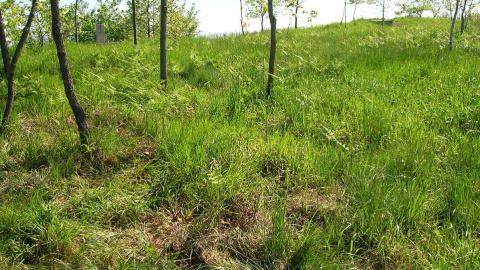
[{"xmin": 0, "ymin": 17, "xmax": 479, "ymax": 269}]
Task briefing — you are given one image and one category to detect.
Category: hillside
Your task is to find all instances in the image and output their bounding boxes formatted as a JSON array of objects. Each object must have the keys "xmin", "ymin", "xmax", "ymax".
[{"xmin": 1, "ymin": 17, "xmax": 479, "ymax": 269}]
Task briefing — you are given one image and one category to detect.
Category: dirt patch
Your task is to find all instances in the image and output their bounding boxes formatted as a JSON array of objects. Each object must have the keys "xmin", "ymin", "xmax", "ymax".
[
  {"xmin": 286, "ymin": 188, "xmax": 338, "ymax": 228},
  {"xmin": 141, "ymin": 211, "xmax": 191, "ymax": 255}
]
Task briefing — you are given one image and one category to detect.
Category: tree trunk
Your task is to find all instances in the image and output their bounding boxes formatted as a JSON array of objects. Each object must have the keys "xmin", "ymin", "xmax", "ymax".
[
  {"xmin": 75, "ymin": 0, "xmax": 78, "ymax": 43},
  {"xmin": 240, "ymin": 0, "xmax": 245, "ymax": 35},
  {"xmin": 344, "ymin": 0, "xmax": 347, "ymax": 29},
  {"xmin": 460, "ymin": 0, "xmax": 467, "ymax": 33},
  {"xmin": 261, "ymin": 15, "xmax": 264, "ymax": 32},
  {"xmin": 147, "ymin": 0, "xmax": 151, "ymax": 38},
  {"xmin": 449, "ymin": 0, "xmax": 460, "ymax": 51},
  {"xmin": 0, "ymin": 10, "xmax": 10, "ymax": 75},
  {"xmin": 1, "ymin": 0, "xmax": 37, "ymax": 132},
  {"xmin": 382, "ymin": 0, "xmax": 386, "ymax": 30},
  {"xmin": 133, "ymin": 0, "xmax": 137, "ymax": 44},
  {"xmin": 266, "ymin": 0, "xmax": 276, "ymax": 97},
  {"xmin": 160, "ymin": 0, "xmax": 167, "ymax": 88},
  {"xmin": 50, "ymin": 0, "xmax": 88, "ymax": 145},
  {"xmin": 353, "ymin": 3, "xmax": 357, "ymax": 21},
  {"xmin": 295, "ymin": 0, "xmax": 299, "ymax": 29}
]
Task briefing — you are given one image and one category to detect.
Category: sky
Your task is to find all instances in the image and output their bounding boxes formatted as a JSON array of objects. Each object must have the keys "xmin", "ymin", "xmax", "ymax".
[
  {"xmin": 58, "ymin": 0, "xmax": 401, "ymax": 35},
  {"xmin": 184, "ymin": 0, "xmax": 398, "ymax": 35}
]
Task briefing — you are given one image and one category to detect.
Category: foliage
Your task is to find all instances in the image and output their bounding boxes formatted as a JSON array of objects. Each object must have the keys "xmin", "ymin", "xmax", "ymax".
[
  {"xmin": 0, "ymin": 0, "xmax": 199, "ymax": 45},
  {"xmin": 396, "ymin": 0, "xmax": 434, "ymax": 17}
]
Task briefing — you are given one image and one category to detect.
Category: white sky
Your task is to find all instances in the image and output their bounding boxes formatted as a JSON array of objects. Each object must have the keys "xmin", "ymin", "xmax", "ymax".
[
  {"xmin": 186, "ymin": 0, "xmax": 398, "ymax": 34},
  {"xmin": 58, "ymin": 0, "xmax": 400, "ymax": 35}
]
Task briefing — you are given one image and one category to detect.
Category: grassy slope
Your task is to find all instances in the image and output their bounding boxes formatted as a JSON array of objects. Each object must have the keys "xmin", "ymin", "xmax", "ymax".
[{"xmin": 0, "ymin": 17, "xmax": 479, "ymax": 269}]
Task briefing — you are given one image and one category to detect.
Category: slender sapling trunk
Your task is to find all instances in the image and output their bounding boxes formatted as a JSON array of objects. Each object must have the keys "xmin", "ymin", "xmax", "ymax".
[
  {"xmin": 1, "ymin": 0, "xmax": 37, "ymax": 132},
  {"xmin": 450, "ymin": 0, "xmax": 460, "ymax": 50},
  {"xmin": 266, "ymin": 0, "xmax": 276, "ymax": 97},
  {"xmin": 0, "ymin": 10, "xmax": 10, "ymax": 75},
  {"xmin": 160, "ymin": 0, "xmax": 167, "ymax": 88},
  {"xmin": 50, "ymin": 0, "xmax": 88, "ymax": 144},
  {"xmin": 133, "ymin": 0, "xmax": 137, "ymax": 44}
]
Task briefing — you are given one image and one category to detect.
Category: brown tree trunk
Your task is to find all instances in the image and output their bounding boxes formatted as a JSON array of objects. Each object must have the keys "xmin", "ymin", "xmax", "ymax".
[
  {"xmin": 450, "ymin": 0, "xmax": 460, "ymax": 51},
  {"xmin": 133, "ymin": 0, "xmax": 137, "ymax": 44},
  {"xmin": 50, "ymin": 0, "xmax": 88, "ymax": 145},
  {"xmin": 75, "ymin": 0, "xmax": 78, "ymax": 43},
  {"xmin": 0, "ymin": 10, "xmax": 10, "ymax": 75},
  {"xmin": 295, "ymin": 0, "xmax": 299, "ymax": 29},
  {"xmin": 160, "ymin": 0, "xmax": 167, "ymax": 88},
  {"xmin": 266, "ymin": 0, "xmax": 276, "ymax": 97},
  {"xmin": 147, "ymin": 0, "xmax": 151, "ymax": 38},
  {"xmin": 1, "ymin": 0, "xmax": 37, "ymax": 132},
  {"xmin": 460, "ymin": 0, "xmax": 467, "ymax": 33}
]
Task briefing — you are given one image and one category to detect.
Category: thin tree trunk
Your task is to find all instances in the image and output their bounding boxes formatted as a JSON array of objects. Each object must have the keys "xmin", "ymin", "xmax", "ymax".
[
  {"xmin": 240, "ymin": 0, "xmax": 245, "ymax": 34},
  {"xmin": 147, "ymin": 0, "xmax": 151, "ymax": 38},
  {"xmin": 133, "ymin": 0, "xmax": 137, "ymax": 44},
  {"xmin": 382, "ymin": 0, "xmax": 386, "ymax": 30},
  {"xmin": 50, "ymin": 0, "xmax": 88, "ymax": 144},
  {"xmin": 160, "ymin": 0, "xmax": 167, "ymax": 88},
  {"xmin": 1, "ymin": 0, "xmax": 37, "ymax": 132},
  {"xmin": 0, "ymin": 10, "xmax": 10, "ymax": 75},
  {"xmin": 75, "ymin": 0, "xmax": 78, "ymax": 43},
  {"xmin": 295, "ymin": 0, "xmax": 299, "ymax": 29},
  {"xmin": 449, "ymin": 0, "xmax": 460, "ymax": 51},
  {"xmin": 353, "ymin": 3, "xmax": 357, "ymax": 21},
  {"xmin": 261, "ymin": 15, "xmax": 264, "ymax": 32},
  {"xmin": 460, "ymin": 0, "xmax": 467, "ymax": 33},
  {"xmin": 266, "ymin": 0, "xmax": 276, "ymax": 97}
]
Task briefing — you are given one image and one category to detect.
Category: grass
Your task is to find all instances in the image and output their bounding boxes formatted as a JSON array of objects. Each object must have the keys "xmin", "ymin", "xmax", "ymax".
[{"xmin": 1, "ymin": 17, "xmax": 479, "ymax": 269}]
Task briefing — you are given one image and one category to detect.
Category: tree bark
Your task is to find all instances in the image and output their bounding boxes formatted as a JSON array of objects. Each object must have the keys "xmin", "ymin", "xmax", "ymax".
[
  {"xmin": 261, "ymin": 14, "xmax": 264, "ymax": 32},
  {"xmin": 240, "ymin": 0, "xmax": 245, "ymax": 35},
  {"xmin": 160, "ymin": 0, "xmax": 167, "ymax": 88},
  {"xmin": 382, "ymin": 0, "xmax": 386, "ymax": 30},
  {"xmin": 0, "ymin": 10, "xmax": 10, "ymax": 75},
  {"xmin": 353, "ymin": 3, "xmax": 358, "ymax": 21},
  {"xmin": 295, "ymin": 0, "xmax": 299, "ymax": 29},
  {"xmin": 266, "ymin": 0, "xmax": 276, "ymax": 97},
  {"xmin": 449, "ymin": 0, "xmax": 460, "ymax": 51},
  {"xmin": 133, "ymin": 0, "xmax": 137, "ymax": 44},
  {"xmin": 50, "ymin": 0, "xmax": 88, "ymax": 144},
  {"xmin": 147, "ymin": 0, "xmax": 151, "ymax": 38},
  {"xmin": 460, "ymin": 0, "xmax": 467, "ymax": 33},
  {"xmin": 75, "ymin": 0, "xmax": 78, "ymax": 43},
  {"xmin": 1, "ymin": 0, "xmax": 37, "ymax": 132}
]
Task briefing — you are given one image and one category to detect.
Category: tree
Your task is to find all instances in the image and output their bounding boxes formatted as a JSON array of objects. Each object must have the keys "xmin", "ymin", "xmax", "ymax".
[
  {"xmin": 378, "ymin": 0, "xmax": 389, "ymax": 30},
  {"xmin": 246, "ymin": 0, "xmax": 268, "ymax": 32},
  {"xmin": 0, "ymin": 0, "xmax": 37, "ymax": 133},
  {"xmin": 266, "ymin": 0, "xmax": 276, "ymax": 97},
  {"xmin": 132, "ymin": 0, "xmax": 137, "ymax": 44},
  {"xmin": 75, "ymin": 0, "xmax": 78, "ymax": 43},
  {"xmin": 240, "ymin": 0, "xmax": 245, "ymax": 34},
  {"xmin": 349, "ymin": 0, "xmax": 375, "ymax": 20},
  {"xmin": 0, "ymin": 10, "xmax": 10, "ymax": 75},
  {"xmin": 160, "ymin": 0, "xmax": 167, "ymax": 88},
  {"xmin": 285, "ymin": 0, "xmax": 317, "ymax": 29},
  {"xmin": 50, "ymin": 0, "xmax": 88, "ymax": 144},
  {"xmin": 127, "ymin": 0, "xmax": 198, "ymax": 38},
  {"xmin": 395, "ymin": 0, "xmax": 434, "ymax": 17},
  {"xmin": 449, "ymin": 0, "xmax": 460, "ymax": 50}
]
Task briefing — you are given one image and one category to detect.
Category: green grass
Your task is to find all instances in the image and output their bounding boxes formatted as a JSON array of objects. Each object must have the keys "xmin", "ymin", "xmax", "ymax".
[{"xmin": 1, "ymin": 17, "xmax": 479, "ymax": 269}]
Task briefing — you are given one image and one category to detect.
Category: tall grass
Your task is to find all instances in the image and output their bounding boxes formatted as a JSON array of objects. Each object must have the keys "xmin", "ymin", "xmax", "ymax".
[{"xmin": 0, "ymin": 17, "xmax": 479, "ymax": 268}]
